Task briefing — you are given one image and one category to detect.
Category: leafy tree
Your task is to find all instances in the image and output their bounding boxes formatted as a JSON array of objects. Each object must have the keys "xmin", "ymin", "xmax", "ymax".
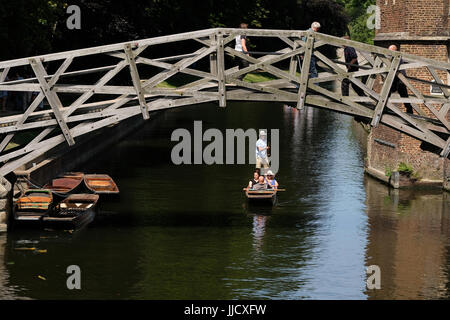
[
  {"xmin": 0, "ymin": 0, "xmax": 353, "ymax": 60},
  {"xmin": 336, "ymin": 0, "xmax": 376, "ymax": 43}
]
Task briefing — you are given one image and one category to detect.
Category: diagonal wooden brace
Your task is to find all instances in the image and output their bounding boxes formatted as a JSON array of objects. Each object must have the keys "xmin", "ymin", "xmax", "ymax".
[
  {"xmin": 29, "ymin": 58, "xmax": 75, "ymax": 146},
  {"xmin": 124, "ymin": 44, "xmax": 150, "ymax": 120},
  {"xmin": 441, "ymin": 137, "xmax": 450, "ymax": 158},
  {"xmin": 371, "ymin": 55, "xmax": 401, "ymax": 126},
  {"xmin": 297, "ymin": 34, "xmax": 314, "ymax": 110}
]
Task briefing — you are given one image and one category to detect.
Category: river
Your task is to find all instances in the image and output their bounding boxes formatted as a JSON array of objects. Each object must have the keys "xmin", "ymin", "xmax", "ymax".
[{"xmin": 0, "ymin": 101, "xmax": 449, "ymax": 299}]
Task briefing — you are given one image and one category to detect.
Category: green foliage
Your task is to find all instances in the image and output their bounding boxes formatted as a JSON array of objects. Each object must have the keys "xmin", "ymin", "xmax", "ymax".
[
  {"xmin": 336, "ymin": 0, "xmax": 376, "ymax": 44},
  {"xmin": 0, "ymin": 0, "xmax": 351, "ymax": 60},
  {"xmin": 397, "ymin": 162, "xmax": 413, "ymax": 176},
  {"xmin": 385, "ymin": 167, "xmax": 392, "ymax": 178}
]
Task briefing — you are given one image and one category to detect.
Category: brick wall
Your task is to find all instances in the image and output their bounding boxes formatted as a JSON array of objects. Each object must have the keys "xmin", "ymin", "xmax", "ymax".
[
  {"xmin": 369, "ymin": 0, "xmax": 450, "ymax": 186},
  {"xmin": 379, "ymin": 0, "xmax": 406, "ymax": 34},
  {"xmin": 379, "ymin": 0, "xmax": 449, "ymax": 36}
]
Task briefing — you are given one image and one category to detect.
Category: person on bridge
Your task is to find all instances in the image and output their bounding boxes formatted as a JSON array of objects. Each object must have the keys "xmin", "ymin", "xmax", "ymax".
[
  {"xmin": 264, "ymin": 170, "xmax": 279, "ymax": 189},
  {"xmin": 388, "ymin": 45, "xmax": 413, "ymax": 114},
  {"xmin": 256, "ymin": 130, "xmax": 270, "ymax": 173},
  {"xmin": 301, "ymin": 22, "xmax": 321, "ymax": 78},
  {"xmin": 341, "ymin": 35, "xmax": 365, "ymax": 97},
  {"xmin": 235, "ymin": 22, "xmax": 250, "ymax": 80}
]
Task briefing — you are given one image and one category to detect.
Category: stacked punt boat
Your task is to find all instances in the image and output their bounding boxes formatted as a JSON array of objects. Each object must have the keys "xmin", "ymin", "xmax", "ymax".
[{"xmin": 13, "ymin": 172, "xmax": 119, "ymax": 229}]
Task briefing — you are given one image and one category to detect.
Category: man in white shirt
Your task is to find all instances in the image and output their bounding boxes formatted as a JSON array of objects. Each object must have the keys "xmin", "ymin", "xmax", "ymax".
[{"xmin": 256, "ymin": 130, "xmax": 270, "ymax": 172}]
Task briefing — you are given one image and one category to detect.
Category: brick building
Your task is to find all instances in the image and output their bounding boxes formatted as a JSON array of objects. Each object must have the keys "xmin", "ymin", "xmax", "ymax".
[{"xmin": 365, "ymin": 0, "xmax": 450, "ymax": 190}]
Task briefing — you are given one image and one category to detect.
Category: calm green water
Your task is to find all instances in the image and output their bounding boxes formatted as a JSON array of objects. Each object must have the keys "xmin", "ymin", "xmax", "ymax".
[{"xmin": 1, "ymin": 102, "xmax": 449, "ymax": 300}]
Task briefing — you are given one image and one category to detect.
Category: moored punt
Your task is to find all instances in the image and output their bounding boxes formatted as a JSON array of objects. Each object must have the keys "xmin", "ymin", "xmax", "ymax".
[
  {"xmin": 245, "ymin": 188, "xmax": 277, "ymax": 205},
  {"xmin": 43, "ymin": 172, "xmax": 84, "ymax": 197},
  {"xmin": 84, "ymin": 174, "xmax": 119, "ymax": 197},
  {"xmin": 43, "ymin": 194, "xmax": 99, "ymax": 229},
  {"xmin": 14, "ymin": 189, "xmax": 53, "ymax": 226}
]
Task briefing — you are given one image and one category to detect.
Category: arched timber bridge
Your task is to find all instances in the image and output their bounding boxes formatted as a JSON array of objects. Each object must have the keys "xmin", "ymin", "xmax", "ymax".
[{"xmin": 0, "ymin": 28, "xmax": 449, "ymax": 188}]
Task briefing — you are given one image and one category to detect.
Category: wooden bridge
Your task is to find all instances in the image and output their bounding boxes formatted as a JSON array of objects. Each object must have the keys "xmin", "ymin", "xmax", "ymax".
[{"xmin": 0, "ymin": 28, "xmax": 449, "ymax": 184}]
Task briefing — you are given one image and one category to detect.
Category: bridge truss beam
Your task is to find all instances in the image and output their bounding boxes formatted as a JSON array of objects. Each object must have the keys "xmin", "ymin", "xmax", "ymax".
[{"xmin": 0, "ymin": 28, "xmax": 449, "ymax": 178}]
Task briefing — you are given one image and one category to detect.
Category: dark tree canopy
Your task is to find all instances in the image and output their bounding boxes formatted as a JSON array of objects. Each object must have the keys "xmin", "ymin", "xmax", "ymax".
[{"xmin": 0, "ymin": 0, "xmax": 373, "ymax": 61}]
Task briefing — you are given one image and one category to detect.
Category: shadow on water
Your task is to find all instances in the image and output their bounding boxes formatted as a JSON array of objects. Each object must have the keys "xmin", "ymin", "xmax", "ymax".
[{"xmin": 0, "ymin": 101, "xmax": 449, "ymax": 299}]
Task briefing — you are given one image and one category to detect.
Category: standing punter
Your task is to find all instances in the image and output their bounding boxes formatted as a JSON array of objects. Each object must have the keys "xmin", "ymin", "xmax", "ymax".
[{"xmin": 256, "ymin": 130, "xmax": 270, "ymax": 174}]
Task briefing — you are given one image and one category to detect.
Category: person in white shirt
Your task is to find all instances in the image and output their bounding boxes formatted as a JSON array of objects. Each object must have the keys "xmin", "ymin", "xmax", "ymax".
[
  {"xmin": 256, "ymin": 130, "xmax": 270, "ymax": 172},
  {"xmin": 235, "ymin": 22, "xmax": 249, "ymax": 79}
]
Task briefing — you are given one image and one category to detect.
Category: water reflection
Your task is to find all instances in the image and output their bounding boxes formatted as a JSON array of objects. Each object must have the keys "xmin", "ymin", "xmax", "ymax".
[
  {"xmin": 364, "ymin": 177, "xmax": 450, "ymax": 299},
  {"xmin": 0, "ymin": 101, "xmax": 449, "ymax": 300}
]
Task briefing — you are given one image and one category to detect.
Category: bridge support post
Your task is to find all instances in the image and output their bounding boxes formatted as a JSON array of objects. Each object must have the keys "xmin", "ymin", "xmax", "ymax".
[
  {"xmin": 209, "ymin": 34, "xmax": 218, "ymax": 76},
  {"xmin": 0, "ymin": 176, "xmax": 12, "ymax": 233},
  {"xmin": 124, "ymin": 44, "xmax": 150, "ymax": 120},
  {"xmin": 371, "ymin": 55, "xmax": 401, "ymax": 127},
  {"xmin": 289, "ymin": 42, "xmax": 298, "ymax": 77},
  {"xmin": 217, "ymin": 32, "xmax": 227, "ymax": 108}
]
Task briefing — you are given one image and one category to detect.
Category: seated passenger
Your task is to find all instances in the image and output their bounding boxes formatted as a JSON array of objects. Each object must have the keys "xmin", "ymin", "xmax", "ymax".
[
  {"xmin": 248, "ymin": 171, "xmax": 260, "ymax": 189},
  {"xmin": 265, "ymin": 170, "xmax": 279, "ymax": 189},
  {"xmin": 253, "ymin": 175, "xmax": 272, "ymax": 190}
]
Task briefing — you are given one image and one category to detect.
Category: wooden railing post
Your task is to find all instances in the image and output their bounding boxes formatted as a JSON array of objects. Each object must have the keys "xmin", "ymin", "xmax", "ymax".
[
  {"xmin": 297, "ymin": 33, "xmax": 314, "ymax": 110},
  {"xmin": 217, "ymin": 31, "xmax": 226, "ymax": 107},
  {"xmin": 209, "ymin": 34, "xmax": 218, "ymax": 76}
]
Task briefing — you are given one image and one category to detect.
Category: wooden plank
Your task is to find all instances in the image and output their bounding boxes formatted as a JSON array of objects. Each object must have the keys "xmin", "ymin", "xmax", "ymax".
[
  {"xmin": 385, "ymin": 101, "xmax": 446, "ymax": 148},
  {"xmin": 306, "ymin": 95, "xmax": 372, "ymax": 118},
  {"xmin": 136, "ymin": 56, "xmax": 216, "ymax": 80},
  {"xmin": 441, "ymin": 137, "xmax": 450, "ymax": 158},
  {"xmin": 0, "ymin": 28, "xmax": 218, "ymax": 69},
  {"xmin": 29, "ymin": 58, "xmax": 75, "ymax": 146},
  {"xmin": 217, "ymin": 32, "xmax": 226, "ymax": 107},
  {"xmin": 209, "ymin": 34, "xmax": 218, "ymax": 76},
  {"xmin": 371, "ymin": 55, "xmax": 401, "ymax": 126},
  {"xmin": 141, "ymin": 46, "xmax": 215, "ymax": 90},
  {"xmin": 308, "ymin": 83, "xmax": 374, "ymax": 118},
  {"xmin": 289, "ymin": 41, "xmax": 298, "ymax": 76},
  {"xmin": 297, "ymin": 34, "xmax": 314, "ymax": 110},
  {"xmin": 232, "ymin": 79, "xmax": 297, "ymax": 100},
  {"xmin": 124, "ymin": 44, "xmax": 149, "ymax": 120},
  {"xmin": 380, "ymin": 114, "xmax": 440, "ymax": 146},
  {"xmin": 0, "ymin": 67, "xmax": 9, "ymax": 82}
]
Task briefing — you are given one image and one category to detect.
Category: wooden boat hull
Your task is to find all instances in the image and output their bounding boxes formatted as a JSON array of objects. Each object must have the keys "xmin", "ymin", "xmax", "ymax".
[
  {"xmin": 43, "ymin": 194, "xmax": 99, "ymax": 229},
  {"xmin": 83, "ymin": 174, "xmax": 119, "ymax": 198},
  {"xmin": 13, "ymin": 189, "xmax": 53, "ymax": 227},
  {"xmin": 43, "ymin": 172, "xmax": 84, "ymax": 200},
  {"xmin": 43, "ymin": 208, "xmax": 96, "ymax": 229},
  {"xmin": 245, "ymin": 189, "xmax": 277, "ymax": 205}
]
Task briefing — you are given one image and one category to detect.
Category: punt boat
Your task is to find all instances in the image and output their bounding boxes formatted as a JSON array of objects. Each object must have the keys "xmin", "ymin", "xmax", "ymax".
[
  {"xmin": 43, "ymin": 172, "xmax": 84, "ymax": 197},
  {"xmin": 84, "ymin": 174, "xmax": 119, "ymax": 197},
  {"xmin": 14, "ymin": 189, "xmax": 53, "ymax": 225},
  {"xmin": 43, "ymin": 194, "xmax": 99, "ymax": 229},
  {"xmin": 245, "ymin": 188, "xmax": 277, "ymax": 205}
]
